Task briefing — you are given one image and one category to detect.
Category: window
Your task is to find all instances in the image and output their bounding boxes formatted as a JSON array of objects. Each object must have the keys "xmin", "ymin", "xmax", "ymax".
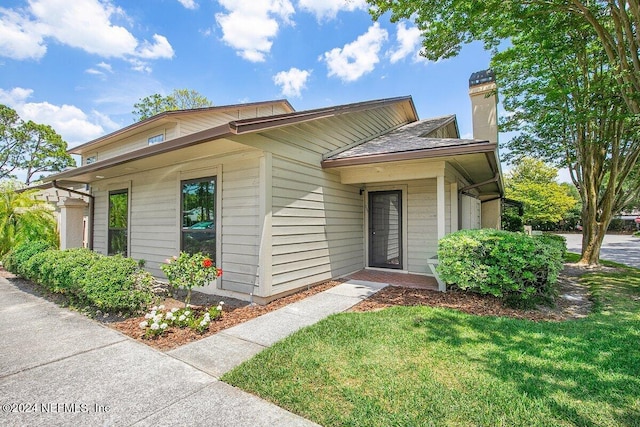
[
  {"xmin": 86, "ymin": 155, "xmax": 97, "ymax": 165},
  {"xmin": 181, "ymin": 177, "xmax": 216, "ymax": 258},
  {"xmin": 148, "ymin": 134, "xmax": 164, "ymax": 145},
  {"xmin": 108, "ymin": 189, "xmax": 128, "ymax": 256}
]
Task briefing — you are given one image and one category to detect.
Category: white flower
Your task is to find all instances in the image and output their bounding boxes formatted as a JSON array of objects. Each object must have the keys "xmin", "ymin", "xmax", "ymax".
[
  {"xmin": 200, "ymin": 320, "xmax": 208, "ymax": 327},
  {"xmin": 150, "ymin": 323, "xmax": 160, "ymax": 330},
  {"xmin": 160, "ymin": 323, "xmax": 168, "ymax": 329},
  {"xmin": 151, "ymin": 306, "xmax": 158, "ymax": 311},
  {"xmin": 171, "ymin": 307, "xmax": 179, "ymax": 313},
  {"xmin": 219, "ymin": 301, "xmax": 225, "ymax": 305},
  {"xmin": 158, "ymin": 305, "xmax": 165, "ymax": 310},
  {"xmin": 144, "ymin": 312, "xmax": 153, "ymax": 319},
  {"xmin": 139, "ymin": 321, "xmax": 148, "ymax": 329},
  {"xmin": 165, "ymin": 312, "xmax": 175, "ymax": 320},
  {"xmin": 154, "ymin": 315, "xmax": 163, "ymax": 323},
  {"xmin": 216, "ymin": 305, "xmax": 223, "ymax": 311},
  {"xmin": 185, "ymin": 310, "xmax": 191, "ymax": 316},
  {"xmin": 178, "ymin": 315, "xmax": 186, "ymax": 321}
]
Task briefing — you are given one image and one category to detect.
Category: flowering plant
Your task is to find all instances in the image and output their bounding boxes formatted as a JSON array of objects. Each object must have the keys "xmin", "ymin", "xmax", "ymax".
[
  {"xmin": 139, "ymin": 302, "xmax": 224, "ymax": 338},
  {"xmin": 160, "ymin": 252, "xmax": 222, "ymax": 306}
]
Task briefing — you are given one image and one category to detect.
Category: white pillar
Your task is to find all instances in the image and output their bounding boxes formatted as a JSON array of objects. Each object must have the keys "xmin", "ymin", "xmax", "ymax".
[
  {"xmin": 437, "ymin": 175, "xmax": 446, "ymax": 239},
  {"xmin": 57, "ymin": 198, "xmax": 88, "ymax": 249}
]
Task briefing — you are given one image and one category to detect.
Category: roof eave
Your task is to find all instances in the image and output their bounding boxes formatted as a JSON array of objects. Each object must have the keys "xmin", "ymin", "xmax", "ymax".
[
  {"xmin": 320, "ymin": 142, "xmax": 498, "ymax": 168},
  {"xmin": 45, "ymin": 123, "xmax": 233, "ymax": 182},
  {"xmin": 69, "ymin": 99, "xmax": 294, "ymax": 155},
  {"xmin": 230, "ymin": 96, "xmax": 417, "ymax": 134}
]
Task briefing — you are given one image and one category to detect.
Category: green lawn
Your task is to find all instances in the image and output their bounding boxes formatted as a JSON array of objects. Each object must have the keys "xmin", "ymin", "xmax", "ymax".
[{"xmin": 222, "ymin": 261, "xmax": 640, "ymax": 427}]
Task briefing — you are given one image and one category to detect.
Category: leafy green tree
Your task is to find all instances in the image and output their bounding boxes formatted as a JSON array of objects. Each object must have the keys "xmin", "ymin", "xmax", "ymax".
[
  {"xmin": 368, "ymin": 0, "xmax": 640, "ymax": 116},
  {"xmin": 132, "ymin": 89, "xmax": 213, "ymax": 122},
  {"xmin": 0, "ymin": 181, "xmax": 58, "ymax": 256},
  {"xmin": 505, "ymin": 158, "xmax": 578, "ymax": 228},
  {"xmin": 367, "ymin": 1, "xmax": 640, "ymax": 265},
  {"xmin": 0, "ymin": 105, "xmax": 75, "ymax": 185}
]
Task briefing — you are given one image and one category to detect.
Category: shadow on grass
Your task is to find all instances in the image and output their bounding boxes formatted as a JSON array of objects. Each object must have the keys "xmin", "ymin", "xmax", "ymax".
[{"xmin": 410, "ymin": 277, "xmax": 640, "ymax": 426}]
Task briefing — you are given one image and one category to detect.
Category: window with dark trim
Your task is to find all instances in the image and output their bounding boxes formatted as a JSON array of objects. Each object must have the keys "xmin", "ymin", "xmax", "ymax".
[
  {"xmin": 181, "ymin": 177, "xmax": 216, "ymax": 258},
  {"xmin": 108, "ymin": 189, "xmax": 128, "ymax": 256}
]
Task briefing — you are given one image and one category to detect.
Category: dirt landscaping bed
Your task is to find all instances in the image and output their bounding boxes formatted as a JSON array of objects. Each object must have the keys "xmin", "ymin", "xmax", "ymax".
[{"xmin": 0, "ymin": 264, "xmax": 595, "ymax": 351}]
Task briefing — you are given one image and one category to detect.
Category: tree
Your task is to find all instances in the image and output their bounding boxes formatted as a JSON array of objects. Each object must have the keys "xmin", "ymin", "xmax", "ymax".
[
  {"xmin": 0, "ymin": 105, "xmax": 75, "ymax": 185},
  {"xmin": 505, "ymin": 158, "xmax": 578, "ymax": 228},
  {"xmin": 368, "ymin": 0, "xmax": 640, "ymax": 116},
  {"xmin": 132, "ymin": 89, "xmax": 213, "ymax": 122},
  {"xmin": 0, "ymin": 180, "xmax": 58, "ymax": 256},
  {"xmin": 367, "ymin": 0, "xmax": 640, "ymax": 265}
]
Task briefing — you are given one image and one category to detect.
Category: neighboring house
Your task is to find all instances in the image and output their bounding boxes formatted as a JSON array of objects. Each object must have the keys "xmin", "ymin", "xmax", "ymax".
[{"xmin": 42, "ymin": 70, "xmax": 503, "ymax": 303}]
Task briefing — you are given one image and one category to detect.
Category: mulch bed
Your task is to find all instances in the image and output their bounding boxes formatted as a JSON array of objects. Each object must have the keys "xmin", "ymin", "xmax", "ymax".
[{"xmin": 1, "ymin": 264, "xmax": 595, "ymax": 351}]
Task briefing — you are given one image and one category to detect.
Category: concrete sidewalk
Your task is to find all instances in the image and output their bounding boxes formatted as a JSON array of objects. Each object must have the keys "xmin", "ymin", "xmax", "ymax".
[{"xmin": 0, "ymin": 276, "xmax": 385, "ymax": 426}]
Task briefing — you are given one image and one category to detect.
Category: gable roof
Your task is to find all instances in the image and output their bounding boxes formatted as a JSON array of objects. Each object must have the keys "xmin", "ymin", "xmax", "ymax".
[
  {"xmin": 321, "ymin": 117, "xmax": 496, "ymax": 167},
  {"xmin": 69, "ymin": 99, "xmax": 296, "ymax": 155},
  {"xmin": 44, "ymin": 97, "xmax": 418, "ymax": 183}
]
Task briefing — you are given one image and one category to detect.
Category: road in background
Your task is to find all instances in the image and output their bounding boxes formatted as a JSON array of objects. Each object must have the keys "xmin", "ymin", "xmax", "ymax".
[{"xmin": 558, "ymin": 233, "xmax": 640, "ymax": 268}]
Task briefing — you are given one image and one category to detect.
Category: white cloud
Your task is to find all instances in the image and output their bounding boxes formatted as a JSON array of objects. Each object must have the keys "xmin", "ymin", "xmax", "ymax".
[
  {"xmin": 85, "ymin": 61, "xmax": 113, "ymax": 76},
  {"xmin": 0, "ymin": 87, "xmax": 110, "ymax": 145},
  {"xmin": 298, "ymin": 0, "xmax": 367, "ymax": 21},
  {"xmin": 0, "ymin": 8, "xmax": 46, "ymax": 60},
  {"xmin": 177, "ymin": 0, "xmax": 198, "ymax": 9},
  {"xmin": 321, "ymin": 23, "xmax": 388, "ymax": 82},
  {"xmin": 215, "ymin": 0, "xmax": 294, "ymax": 62},
  {"xmin": 0, "ymin": 0, "xmax": 174, "ymax": 65},
  {"xmin": 388, "ymin": 22, "xmax": 424, "ymax": 63},
  {"xmin": 273, "ymin": 67, "xmax": 311, "ymax": 98}
]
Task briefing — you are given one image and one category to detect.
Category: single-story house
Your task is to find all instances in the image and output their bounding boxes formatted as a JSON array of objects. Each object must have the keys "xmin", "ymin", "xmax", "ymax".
[{"xmin": 42, "ymin": 70, "xmax": 503, "ymax": 303}]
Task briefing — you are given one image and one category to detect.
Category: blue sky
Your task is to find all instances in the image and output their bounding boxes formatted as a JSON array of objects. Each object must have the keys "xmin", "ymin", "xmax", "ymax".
[{"xmin": 0, "ymin": 0, "xmax": 495, "ymax": 151}]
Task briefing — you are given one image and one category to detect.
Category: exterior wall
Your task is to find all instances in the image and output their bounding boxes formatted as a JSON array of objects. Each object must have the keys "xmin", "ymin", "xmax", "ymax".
[
  {"xmin": 405, "ymin": 179, "xmax": 453, "ymax": 274},
  {"xmin": 91, "ymin": 150, "xmax": 262, "ymax": 297},
  {"xmin": 81, "ymin": 104, "xmax": 292, "ymax": 165},
  {"xmin": 481, "ymin": 199, "xmax": 501, "ymax": 229},
  {"xmin": 271, "ymin": 156, "xmax": 364, "ymax": 295},
  {"xmin": 461, "ymin": 195, "xmax": 482, "ymax": 229},
  {"xmin": 87, "ymin": 125, "xmax": 179, "ymax": 164}
]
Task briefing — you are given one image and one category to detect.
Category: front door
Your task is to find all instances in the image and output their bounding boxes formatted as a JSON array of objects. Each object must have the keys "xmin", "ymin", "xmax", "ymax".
[{"xmin": 369, "ymin": 190, "xmax": 402, "ymax": 269}]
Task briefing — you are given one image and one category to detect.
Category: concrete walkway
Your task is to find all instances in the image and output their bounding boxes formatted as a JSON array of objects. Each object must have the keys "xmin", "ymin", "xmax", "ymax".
[{"xmin": 0, "ymin": 276, "xmax": 385, "ymax": 426}]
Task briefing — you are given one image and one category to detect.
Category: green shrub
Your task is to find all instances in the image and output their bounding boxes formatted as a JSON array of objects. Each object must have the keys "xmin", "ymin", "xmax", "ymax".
[
  {"xmin": 35, "ymin": 248, "xmax": 100, "ymax": 296},
  {"xmin": 437, "ymin": 229, "xmax": 565, "ymax": 307},
  {"xmin": 79, "ymin": 255, "xmax": 154, "ymax": 314},
  {"xmin": 2, "ymin": 240, "xmax": 55, "ymax": 277}
]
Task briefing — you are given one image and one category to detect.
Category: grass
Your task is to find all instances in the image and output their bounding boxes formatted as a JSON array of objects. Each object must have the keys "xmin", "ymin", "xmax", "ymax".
[{"xmin": 222, "ymin": 261, "xmax": 640, "ymax": 426}]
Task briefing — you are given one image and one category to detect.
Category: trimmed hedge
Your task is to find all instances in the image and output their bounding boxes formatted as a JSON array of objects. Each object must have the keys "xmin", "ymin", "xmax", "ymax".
[
  {"xmin": 2, "ymin": 242, "xmax": 154, "ymax": 314},
  {"xmin": 437, "ymin": 229, "xmax": 565, "ymax": 307}
]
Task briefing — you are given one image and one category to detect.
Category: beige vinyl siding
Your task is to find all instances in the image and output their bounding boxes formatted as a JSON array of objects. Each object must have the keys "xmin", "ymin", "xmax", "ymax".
[
  {"xmin": 85, "ymin": 104, "xmax": 291, "ymax": 163},
  {"xmin": 128, "ymin": 176, "xmax": 177, "ymax": 277},
  {"xmin": 220, "ymin": 157, "xmax": 261, "ymax": 295},
  {"xmin": 271, "ymin": 156, "xmax": 363, "ymax": 293},
  {"xmin": 90, "ymin": 153, "xmax": 262, "ymax": 293},
  {"xmin": 96, "ymin": 125, "xmax": 178, "ymax": 161},
  {"xmin": 407, "ymin": 179, "xmax": 438, "ymax": 274},
  {"xmin": 261, "ymin": 106, "xmax": 408, "ymax": 158}
]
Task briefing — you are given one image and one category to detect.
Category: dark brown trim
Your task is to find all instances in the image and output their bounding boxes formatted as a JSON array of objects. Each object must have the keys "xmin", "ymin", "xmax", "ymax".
[
  {"xmin": 230, "ymin": 96, "xmax": 417, "ymax": 134},
  {"xmin": 45, "ymin": 124, "xmax": 232, "ymax": 182},
  {"xmin": 320, "ymin": 142, "xmax": 498, "ymax": 168},
  {"xmin": 69, "ymin": 99, "xmax": 294, "ymax": 154}
]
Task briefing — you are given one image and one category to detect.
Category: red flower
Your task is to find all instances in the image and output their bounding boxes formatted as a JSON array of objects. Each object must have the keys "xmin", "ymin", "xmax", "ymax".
[
  {"xmin": 202, "ymin": 258, "xmax": 213, "ymax": 268},
  {"xmin": 217, "ymin": 268, "xmax": 223, "ymax": 277}
]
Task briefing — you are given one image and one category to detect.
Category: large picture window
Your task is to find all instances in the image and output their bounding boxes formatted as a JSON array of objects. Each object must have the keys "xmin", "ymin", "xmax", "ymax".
[
  {"xmin": 108, "ymin": 189, "xmax": 128, "ymax": 256},
  {"xmin": 181, "ymin": 177, "xmax": 216, "ymax": 258}
]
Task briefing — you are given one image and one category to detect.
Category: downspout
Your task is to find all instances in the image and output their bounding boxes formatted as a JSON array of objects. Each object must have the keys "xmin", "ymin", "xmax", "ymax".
[{"xmin": 52, "ymin": 181, "xmax": 95, "ymax": 251}]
